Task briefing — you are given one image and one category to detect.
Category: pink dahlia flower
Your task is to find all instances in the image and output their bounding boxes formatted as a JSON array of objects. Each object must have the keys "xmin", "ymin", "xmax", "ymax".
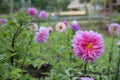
[
  {"xmin": 48, "ymin": 26, "xmax": 53, "ymax": 32},
  {"xmin": 35, "ymin": 26, "xmax": 49, "ymax": 43},
  {"xmin": 108, "ymin": 23, "xmax": 120, "ymax": 34},
  {"xmin": 80, "ymin": 77, "xmax": 94, "ymax": 80},
  {"xmin": 27, "ymin": 7, "xmax": 38, "ymax": 16},
  {"xmin": 0, "ymin": 18, "xmax": 7, "ymax": 25},
  {"xmin": 70, "ymin": 23, "xmax": 80, "ymax": 31},
  {"xmin": 29, "ymin": 23, "xmax": 38, "ymax": 32},
  {"xmin": 63, "ymin": 20, "xmax": 68, "ymax": 26},
  {"xmin": 56, "ymin": 22, "xmax": 66, "ymax": 32},
  {"xmin": 38, "ymin": 10, "xmax": 48, "ymax": 19},
  {"xmin": 72, "ymin": 31, "xmax": 104, "ymax": 62}
]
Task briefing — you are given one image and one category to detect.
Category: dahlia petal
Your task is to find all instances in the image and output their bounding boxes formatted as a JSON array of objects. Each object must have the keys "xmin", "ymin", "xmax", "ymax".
[
  {"xmin": 72, "ymin": 30, "xmax": 104, "ymax": 62},
  {"xmin": 35, "ymin": 26, "xmax": 49, "ymax": 43},
  {"xmin": 108, "ymin": 23, "xmax": 120, "ymax": 34},
  {"xmin": 27, "ymin": 7, "xmax": 38, "ymax": 16},
  {"xmin": 38, "ymin": 10, "xmax": 48, "ymax": 19},
  {"xmin": 55, "ymin": 22, "xmax": 66, "ymax": 32}
]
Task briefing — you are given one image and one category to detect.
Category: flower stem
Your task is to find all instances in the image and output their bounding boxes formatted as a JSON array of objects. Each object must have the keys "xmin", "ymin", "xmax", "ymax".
[
  {"xmin": 109, "ymin": 35, "xmax": 115, "ymax": 63},
  {"xmin": 10, "ymin": 20, "xmax": 23, "ymax": 65},
  {"xmin": 40, "ymin": 43, "xmax": 43, "ymax": 54},
  {"xmin": 108, "ymin": 35, "xmax": 115, "ymax": 72},
  {"xmin": 84, "ymin": 62, "xmax": 88, "ymax": 75},
  {"xmin": 21, "ymin": 35, "xmax": 33, "ymax": 68},
  {"xmin": 114, "ymin": 48, "xmax": 120, "ymax": 80}
]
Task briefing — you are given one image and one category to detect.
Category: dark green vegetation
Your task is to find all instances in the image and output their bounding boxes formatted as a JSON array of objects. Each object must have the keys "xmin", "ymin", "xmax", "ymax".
[
  {"xmin": 0, "ymin": 11, "xmax": 120, "ymax": 80},
  {"xmin": 0, "ymin": 0, "xmax": 70, "ymax": 14}
]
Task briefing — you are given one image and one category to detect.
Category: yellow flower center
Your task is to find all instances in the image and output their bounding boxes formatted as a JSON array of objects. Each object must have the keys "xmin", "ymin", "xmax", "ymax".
[
  {"xmin": 86, "ymin": 43, "xmax": 93, "ymax": 49},
  {"xmin": 59, "ymin": 26, "xmax": 63, "ymax": 29},
  {"xmin": 113, "ymin": 27, "xmax": 118, "ymax": 32},
  {"xmin": 32, "ymin": 26, "xmax": 35, "ymax": 30}
]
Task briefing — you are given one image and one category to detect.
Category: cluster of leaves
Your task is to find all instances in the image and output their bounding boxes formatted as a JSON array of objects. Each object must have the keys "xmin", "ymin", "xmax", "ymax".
[{"xmin": 0, "ymin": 11, "xmax": 120, "ymax": 80}]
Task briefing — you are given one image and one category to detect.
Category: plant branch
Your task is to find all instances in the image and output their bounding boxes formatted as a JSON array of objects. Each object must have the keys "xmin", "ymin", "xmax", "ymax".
[
  {"xmin": 21, "ymin": 36, "xmax": 33, "ymax": 68},
  {"xmin": 114, "ymin": 48, "xmax": 120, "ymax": 80},
  {"xmin": 10, "ymin": 19, "xmax": 23, "ymax": 65},
  {"xmin": 83, "ymin": 62, "xmax": 88, "ymax": 75},
  {"xmin": 11, "ymin": 26, "xmax": 21, "ymax": 49},
  {"xmin": 109, "ymin": 35, "xmax": 115, "ymax": 63}
]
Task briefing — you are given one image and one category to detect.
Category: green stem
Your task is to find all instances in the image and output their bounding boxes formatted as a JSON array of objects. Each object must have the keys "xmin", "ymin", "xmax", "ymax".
[
  {"xmin": 114, "ymin": 48, "xmax": 120, "ymax": 80},
  {"xmin": 21, "ymin": 36, "xmax": 33, "ymax": 68},
  {"xmin": 40, "ymin": 43, "xmax": 43, "ymax": 54},
  {"xmin": 10, "ymin": 20, "xmax": 23, "ymax": 65},
  {"xmin": 109, "ymin": 35, "xmax": 115, "ymax": 63},
  {"xmin": 11, "ymin": 26, "xmax": 21, "ymax": 49},
  {"xmin": 84, "ymin": 62, "xmax": 88, "ymax": 75}
]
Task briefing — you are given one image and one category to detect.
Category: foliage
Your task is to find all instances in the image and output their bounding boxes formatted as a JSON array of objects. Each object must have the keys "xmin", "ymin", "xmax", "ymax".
[
  {"xmin": 0, "ymin": 10, "xmax": 120, "ymax": 80},
  {"xmin": 115, "ymin": 16, "xmax": 120, "ymax": 24}
]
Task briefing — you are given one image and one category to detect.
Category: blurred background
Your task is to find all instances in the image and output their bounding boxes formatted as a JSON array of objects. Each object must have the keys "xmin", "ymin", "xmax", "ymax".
[
  {"xmin": 0, "ymin": 0, "xmax": 120, "ymax": 13},
  {"xmin": 0, "ymin": 0, "xmax": 120, "ymax": 24}
]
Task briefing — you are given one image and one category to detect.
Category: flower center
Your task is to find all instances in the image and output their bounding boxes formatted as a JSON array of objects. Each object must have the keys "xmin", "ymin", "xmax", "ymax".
[
  {"xmin": 86, "ymin": 43, "xmax": 93, "ymax": 49},
  {"xmin": 59, "ymin": 26, "xmax": 63, "ymax": 29},
  {"xmin": 113, "ymin": 27, "xmax": 118, "ymax": 32},
  {"xmin": 32, "ymin": 26, "xmax": 35, "ymax": 30}
]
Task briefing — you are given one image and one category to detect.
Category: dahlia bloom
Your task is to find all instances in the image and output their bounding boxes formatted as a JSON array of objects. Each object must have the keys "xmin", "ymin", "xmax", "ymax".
[
  {"xmin": 70, "ymin": 20, "xmax": 80, "ymax": 31},
  {"xmin": 27, "ymin": 7, "xmax": 38, "ymax": 16},
  {"xmin": 80, "ymin": 77, "xmax": 94, "ymax": 80},
  {"xmin": 38, "ymin": 10, "xmax": 48, "ymax": 19},
  {"xmin": 63, "ymin": 20, "xmax": 68, "ymax": 26},
  {"xmin": 29, "ymin": 23, "xmax": 38, "ymax": 32},
  {"xmin": 117, "ymin": 41, "xmax": 120, "ymax": 47},
  {"xmin": 0, "ymin": 18, "xmax": 7, "ymax": 25},
  {"xmin": 35, "ymin": 26, "xmax": 49, "ymax": 43},
  {"xmin": 72, "ymin": 31, "xmax": 104, "ymax": 62},
  {"xmin": 70, "ymin": 23, "xmax": 80, "ymax": 31},
  {"xmin": 72, "ymin": 20, "xmax": 78, "ymax": 24},
  {"xmin": 48, "ymin": 26, "xmax": 53, "ymax": 32},
  {"xmin": 108, "ymin": 23, "xmax": 120, "ymax": 34},
  {"xmin": 56, "ymin": 22, "xmax": 66, "ymax": 32}
]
